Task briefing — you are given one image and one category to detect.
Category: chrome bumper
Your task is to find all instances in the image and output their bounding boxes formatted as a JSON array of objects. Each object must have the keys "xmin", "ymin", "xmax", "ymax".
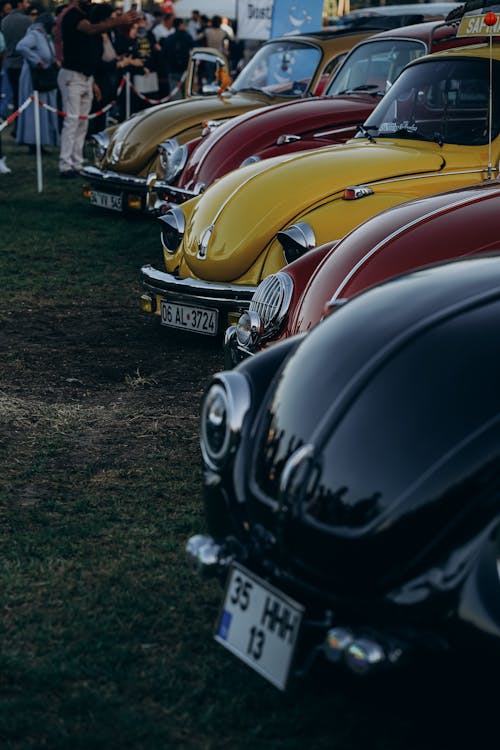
[
  {"xmin": 82, "ymin": 165, "xmax": 151, "ymax": 195},
  {"xmin": 141, "ymin": 264, "xmax": 256, "ymax": 311},
  {"xmin": 153, "ymin": 178, "xmax": 200, "ymax": 202}
]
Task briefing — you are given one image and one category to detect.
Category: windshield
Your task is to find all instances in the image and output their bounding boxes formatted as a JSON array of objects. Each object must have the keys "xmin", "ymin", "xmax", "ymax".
[
  {"xmin": 359, "ymin": 57, "xmax": 500, "ymax": 146},
  {"xmin": 326, "ymin": 39, "xmax": 427, "ymax": 97},
  {"xmin": 231, "ymin": 41, "xmax": 322, "ymax": 97}
]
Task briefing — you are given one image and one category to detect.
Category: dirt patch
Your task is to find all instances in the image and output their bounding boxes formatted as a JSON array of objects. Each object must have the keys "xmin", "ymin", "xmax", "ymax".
[{"xmin": 0, "ymin": 301, "xmax": 224, "ymax": 510}]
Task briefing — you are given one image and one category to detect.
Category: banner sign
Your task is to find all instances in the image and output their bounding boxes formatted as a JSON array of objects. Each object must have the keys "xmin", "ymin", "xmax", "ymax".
[
  {"xmin": 270, "ymin": 0, "xmax": 324, "ymax": 38},
  {"xmin": 458, "ymin": 12, "xmax": 500, "ymax": 36},
  {"xmin": 237, "ymin": 0, "xmax": 274, "ymax": 39}
]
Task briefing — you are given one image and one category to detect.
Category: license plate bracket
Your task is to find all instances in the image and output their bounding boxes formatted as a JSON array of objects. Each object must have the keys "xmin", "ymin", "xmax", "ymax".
[{"xmin": 215, "ymin": 562, "xmax": 304, "ymax": 690}]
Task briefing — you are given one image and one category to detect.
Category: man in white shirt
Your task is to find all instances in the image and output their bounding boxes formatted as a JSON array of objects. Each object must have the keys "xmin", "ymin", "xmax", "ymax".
[{"xmin": 152, "ymin": 12, "xmax": 173, "ymax": 42}]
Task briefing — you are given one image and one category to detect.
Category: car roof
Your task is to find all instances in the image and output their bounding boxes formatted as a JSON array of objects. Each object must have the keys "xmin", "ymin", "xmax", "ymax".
[{"xmin": 411, "ymin": 39, "xmax": 500, "ymax": 61}]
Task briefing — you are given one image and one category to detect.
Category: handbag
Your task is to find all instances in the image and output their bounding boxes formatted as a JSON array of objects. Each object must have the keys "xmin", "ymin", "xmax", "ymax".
[
  {"xmin": 31, "ymin": 63, "xmax": 58, "ymax": 92},
  {"xmin": 133, "ymin": 71, "xmax": 159, "ymax": 94}
]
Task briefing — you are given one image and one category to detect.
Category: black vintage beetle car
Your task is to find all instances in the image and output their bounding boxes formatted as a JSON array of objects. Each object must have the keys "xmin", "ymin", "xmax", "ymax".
[{"xmin": 187, "ymin": 254, "xmax": 500, "ymax": 690}]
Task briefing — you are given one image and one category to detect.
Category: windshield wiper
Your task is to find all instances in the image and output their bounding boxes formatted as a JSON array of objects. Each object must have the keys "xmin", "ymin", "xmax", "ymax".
[
  {"xmin": 234, "ymin": 86, "xmax": 268, "ymax": 94},
  {"xmin": 356, "ymin": 124, "xmax": 378, "ymax": 142},
  {"xmin": 392, "ymin": 127, "xmax": 443, "ymax": 146},
  {"xmin": 337, "ymin": 84, "xmax": 385, "ymax": 96}
]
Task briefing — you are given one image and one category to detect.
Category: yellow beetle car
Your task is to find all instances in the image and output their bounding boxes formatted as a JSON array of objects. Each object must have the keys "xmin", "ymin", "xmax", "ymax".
[{"xmin": 140, "ymin": 42, "xmax": 500, "ymax": 338}]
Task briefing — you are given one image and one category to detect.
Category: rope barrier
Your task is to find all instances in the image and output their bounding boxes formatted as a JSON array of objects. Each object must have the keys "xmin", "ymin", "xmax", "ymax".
[{"xmin": 0, "ymin": 70, "xmax": 188, "ymax": 130}]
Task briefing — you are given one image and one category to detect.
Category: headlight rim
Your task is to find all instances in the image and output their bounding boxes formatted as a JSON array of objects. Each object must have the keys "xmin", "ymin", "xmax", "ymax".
[
  {"xmin": 158, "ymin": 138, "xmax": 189, "ymax": 183},
  {"xmin": 277, "ymin": 221, "xmax": 316, "ymax": 264},
  {"xmin": 236, "ymin": 272, "xmax": 294, "ymax": 349},
  {"xmin": 200, "ymin": 372, "xmax": 252, "ymax": 471},
  {"xmin": 158, "ymin": 206, "xmax": 186, "ymax": 254}
]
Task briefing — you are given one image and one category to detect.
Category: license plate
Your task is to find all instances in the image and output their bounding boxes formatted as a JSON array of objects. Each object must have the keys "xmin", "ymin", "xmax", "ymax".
[
  {"xmin": 90, "ymin": 190, "xmax": 123, "ymax": 211},
  {"xmin": 215, "ymin": 563, "xmax": 304, "ymax": 690},
  {"xmin": 160, "ymin": 300, "xmax": 218, "ymax": 336}
]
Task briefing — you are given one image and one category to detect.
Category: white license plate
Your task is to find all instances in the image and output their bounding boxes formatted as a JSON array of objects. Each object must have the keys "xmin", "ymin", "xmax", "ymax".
[
  {"xmin": 215, "ymin": 563, "xmax": 304, "ymax": 690},
  {"xmin": 90, "ymin": 190, "xmax": 123, "ymax": 211},
  {"xmin": 160, "ymin": 300, "xmax": 218, "ymax": 336}
]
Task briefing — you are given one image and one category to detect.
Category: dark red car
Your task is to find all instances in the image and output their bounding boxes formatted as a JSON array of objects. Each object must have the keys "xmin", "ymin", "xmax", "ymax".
[
  {"xmin": 155, "ymin": 15, "xmax": 481, "ymax": 208},
  {"xmin": 224, "ymin": 181, "xmax": 500, "ymax": 365}
]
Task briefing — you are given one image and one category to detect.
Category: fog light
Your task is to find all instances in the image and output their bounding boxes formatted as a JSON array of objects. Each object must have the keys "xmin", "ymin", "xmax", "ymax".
[
  {"xmin": 324, "ymin": 627, "xmax": 354, "ymax": 663},
  {"xmin": 345, "ymin": 638, "xmax": 385, "ymax": 675},
  {"xmin": 140, "ymin": 293, "xmax": 155, "ymax": 314}
]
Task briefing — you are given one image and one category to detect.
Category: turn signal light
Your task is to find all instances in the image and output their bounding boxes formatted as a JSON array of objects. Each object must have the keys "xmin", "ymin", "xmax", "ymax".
[
  {"xmin": 127, "ymin": 195, "xmax": 143, "ymax": 211},
  {"xmin": 343, "ymin": 186, "xmax": 374, "ymax": 201},
  {"xmin": 140, "ymin": 293, "xmax": 155, "ymax": 314}
]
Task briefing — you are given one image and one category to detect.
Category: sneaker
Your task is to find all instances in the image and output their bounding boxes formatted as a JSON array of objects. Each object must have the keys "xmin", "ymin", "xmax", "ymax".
[{"xmin": 59, "ymin": 169, "xmax": 79, "ymax": 179}]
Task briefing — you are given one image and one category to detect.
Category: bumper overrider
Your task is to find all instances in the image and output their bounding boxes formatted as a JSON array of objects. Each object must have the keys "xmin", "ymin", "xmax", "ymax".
[
  {"xmin": 140, "ymin": 264, "xmax": 256, "ymax": 336},
  {"xmin": 81, "ymin": 166, "xmax": 156, "ymax": 214}
]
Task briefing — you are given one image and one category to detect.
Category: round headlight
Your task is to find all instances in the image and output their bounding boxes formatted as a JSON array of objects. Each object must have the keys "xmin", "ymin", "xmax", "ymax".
[
  {"xmin": 158, "ymin": 139, "xmax": 188, "ymax": 183},
  {"xmin": 237, "ymin": 272, "xmax": 293, "ymax": 347},
  {"xmin": 277, "ymin": 222, "xmax": 316, "ymax": 264},
  {"xmin": 236, "ymin": 310, "xmax": 264, "ymax": 348},
  {"xmin": 200, "ymin": 372, "xmax": 251, "ymax": 470},
  {"xmin": 158, "ymin": 206, "xmax": 185, "ymax": 254}
]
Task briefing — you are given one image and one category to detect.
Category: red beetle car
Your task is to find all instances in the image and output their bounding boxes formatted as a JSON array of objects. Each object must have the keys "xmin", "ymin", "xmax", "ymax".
[
  {"xmin": 154, "ymin": 13, "xmax": 481, "ymax": 209},
  {"xmin": 224, "ymin": 181, "xmax": 500, "ymax": 366}
]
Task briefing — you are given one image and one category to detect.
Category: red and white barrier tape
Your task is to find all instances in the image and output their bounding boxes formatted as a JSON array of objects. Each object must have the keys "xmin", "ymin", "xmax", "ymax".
[{"xmin": 0, "ymin": 70, "xmax": 187, "ymax": 132}]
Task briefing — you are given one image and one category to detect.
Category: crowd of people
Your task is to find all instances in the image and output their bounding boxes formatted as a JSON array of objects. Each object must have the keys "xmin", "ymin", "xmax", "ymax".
[{"xmin": 0, "ymin": 0, "xmax": 241, "ymax": 177}]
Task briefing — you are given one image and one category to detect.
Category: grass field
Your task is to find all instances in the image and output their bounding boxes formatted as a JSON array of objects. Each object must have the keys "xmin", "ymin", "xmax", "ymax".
[{"xmin": 0, "ymin": 130, "xmax": 496, "ymax": 750}]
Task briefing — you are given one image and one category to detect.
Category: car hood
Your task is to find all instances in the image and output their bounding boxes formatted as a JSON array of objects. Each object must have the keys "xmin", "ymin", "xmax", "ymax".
[
  {"xmin": 251, "ymin": 255, "xmax": 500, "ymax": 591},
  {"xmin": 101, "ymin": 92, "xmax": 271, "ymax": 173},
  {"xmin": 182, "ymin": 140, "xmax": 445, "ymax": 281},
  {"xmin": 180, "ymin": 95, "xmax": 378, "ymax": 189}
]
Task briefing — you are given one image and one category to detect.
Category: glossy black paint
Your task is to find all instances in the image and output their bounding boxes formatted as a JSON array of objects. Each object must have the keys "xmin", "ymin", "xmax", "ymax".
[{"xmin": 201, "ymin": 255, "xmax": 500, "ymax": 660}]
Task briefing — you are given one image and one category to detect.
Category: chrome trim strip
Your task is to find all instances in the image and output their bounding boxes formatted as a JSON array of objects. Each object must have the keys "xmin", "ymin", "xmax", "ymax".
[{"xmin": 367, "ymin": 167, "xmax": 494, "ymax": 188}]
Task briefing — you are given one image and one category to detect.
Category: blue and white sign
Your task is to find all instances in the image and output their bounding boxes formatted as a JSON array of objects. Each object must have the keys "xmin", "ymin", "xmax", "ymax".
[
  {"xmin": 270, "ymin": 0, "xmax": 323, "ymax": 38},
  {"xmin": 237, "ymin": 0, "xmax": 274, "ymax": 40}
]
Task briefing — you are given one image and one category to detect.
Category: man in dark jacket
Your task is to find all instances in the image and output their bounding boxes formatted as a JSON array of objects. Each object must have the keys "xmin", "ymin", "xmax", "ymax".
[
  {"xmin": 162, "ymin": 17, "xmax": 193, "ymax": 100},
  {"xmin": 58, "ymin": 0, "xmax": 136, "ymax": 178}
]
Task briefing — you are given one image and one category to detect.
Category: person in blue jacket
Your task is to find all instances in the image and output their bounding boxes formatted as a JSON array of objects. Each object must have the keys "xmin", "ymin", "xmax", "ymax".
[{"xmin": 16, "ymin": 11, "xmax": 59, "ymax": 152}]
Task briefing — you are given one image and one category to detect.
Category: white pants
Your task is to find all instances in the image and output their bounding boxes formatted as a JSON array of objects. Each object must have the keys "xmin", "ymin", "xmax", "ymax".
[{"xmin": 58, "ymin": 68, "xmax": 93, "ymax": 173}]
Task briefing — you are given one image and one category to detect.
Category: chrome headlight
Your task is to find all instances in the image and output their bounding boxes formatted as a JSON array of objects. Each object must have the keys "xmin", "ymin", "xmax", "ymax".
[
  {"xmin": 200, "ymin": 372, "xmax": 251, "ymax": 470},
  {"xmin": 236, "ymin": 272, "xmax": 294, "ymax": 348},
  {"xmin": 91, "ymin": 131, "xmax": 110, "ymax": 163},
  {"xmin": 158, "ymin": 139, "xmax": 188, "ymax": 183},
  {"xmin": 277, "ymin": 222, "xmax": 316, "ymax": 264},
  {"xmin": 239, "ymin": 154, "xmax": 261, "ymax": 168},
  {"xmin": 158, "ymin": 206, "xmax": 185, "ymax": 254}
]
